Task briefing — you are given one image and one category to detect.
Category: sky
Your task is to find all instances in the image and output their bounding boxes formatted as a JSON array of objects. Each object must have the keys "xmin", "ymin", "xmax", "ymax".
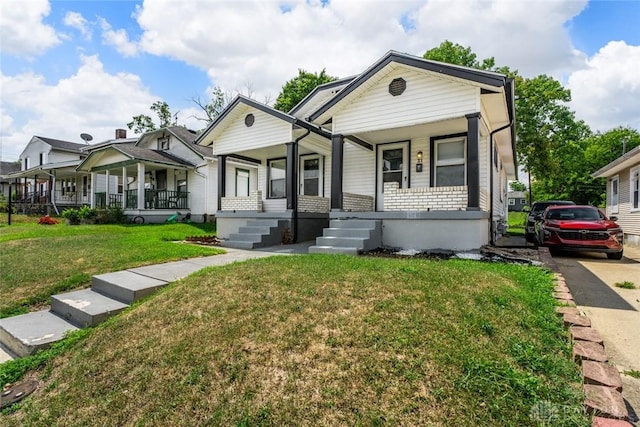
[{"xmin": 1, "ymin": 0, "xmax": 639, "ymax": 162}]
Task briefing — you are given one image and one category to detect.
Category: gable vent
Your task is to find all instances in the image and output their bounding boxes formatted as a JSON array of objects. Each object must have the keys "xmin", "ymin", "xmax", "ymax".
[
  {"xmin": 245, "ymin": 113, "xmax": 255, "ymax": 127},
  {"xmin": 389, "ymin": 78, "xmax": 406, "ymax": 96}
]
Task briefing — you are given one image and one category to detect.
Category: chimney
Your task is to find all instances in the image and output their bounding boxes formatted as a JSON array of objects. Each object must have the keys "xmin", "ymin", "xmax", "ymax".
[{"xmin": 115, "ymin": 128, "xmax": 127, "ymax": 139}]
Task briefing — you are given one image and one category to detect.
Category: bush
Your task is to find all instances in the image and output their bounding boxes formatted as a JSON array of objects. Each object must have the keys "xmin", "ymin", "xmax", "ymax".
[
  {"xmin": 95, "ymin": 207, "xmax": 127, "ymax": 224},
  {"xmin": 78, "ymin": 205, "xmax": 97, "ymax": 220},
  {"xmin": 61, "ymin": 208, "xmax": 80, "ymax": 223},
  {"xmin": 38, "ymin": 215, "xmax": 60, "ymax": 225}
]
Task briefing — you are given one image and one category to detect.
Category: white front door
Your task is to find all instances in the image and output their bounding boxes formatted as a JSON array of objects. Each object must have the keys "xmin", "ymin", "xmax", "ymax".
[
  {"xmin": 300, "ymin": 155, "xmax": 322, "ymax": 196},
  {"xmin": 377, "ymin": 142, "xmax": 409, "ymax": 210}
]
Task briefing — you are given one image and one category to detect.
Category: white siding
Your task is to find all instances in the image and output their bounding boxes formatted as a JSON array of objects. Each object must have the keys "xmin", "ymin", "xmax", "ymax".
[
  {"xmin": 186, "ymin": 168, "xmax": 206, "ymax": 216},
  {"xmin": 479, "ymin": 136, "xmax": 490, "ymax": 213},
  {"xmin": 343, "ymin": 143, "xmax": 375, "ymax": 197},
  {"xmin": 610, "ymin": 168, "xmax": 640, "ymax": 239},
  {"xmin": 138, "ymin": 134, "xmax": 202, "ymax": 165},
  {"xmin": 215, "ymin": 108, "xmax": 293, "ymax": 155},
  {"xmin": 334, "ymin": 68, "xmax": 479, "ymax": 135},
  {"xmin": 409, "ymin": 136, "xmax": 430, "ymax": 188}
]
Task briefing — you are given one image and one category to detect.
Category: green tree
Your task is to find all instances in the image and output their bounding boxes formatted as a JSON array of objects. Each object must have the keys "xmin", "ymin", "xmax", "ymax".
[
  {"xmin": 127, "ymin": 101, "xmax": 178, "ymax": 134},
  {"xmin": 273, "ymin": 69, "xmax": 337, "ymax": 112},
  {"xmin": 423, "ymin": 41, "xmax": 495, "ymax": 70},
  {"xmin": 509, "ymin": 181, "xmax": 527, "ymax": 192},
  {"xmin": 191, "ymin": 86, "xmax": 229, "ymax": 123}
]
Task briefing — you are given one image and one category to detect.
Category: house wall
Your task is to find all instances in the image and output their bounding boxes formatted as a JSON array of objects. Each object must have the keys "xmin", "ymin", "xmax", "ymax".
[
  {"xmin": 606, "ymin": 167, "xmax": 640, "ymax": 247},
  {"xmin": 215, "ymin": 107, "xmax": 293, "ymax": 155},
  {"xmin": 20, "ymin": 139, "xmax": 82, "ymax": 169},
  {"xmin": 343, "ymin": 143, "xmax": 375, "ymax": 197},
  {"xmin": 333, "ymin": 67, "xmax": 479, "ymax": 135}
]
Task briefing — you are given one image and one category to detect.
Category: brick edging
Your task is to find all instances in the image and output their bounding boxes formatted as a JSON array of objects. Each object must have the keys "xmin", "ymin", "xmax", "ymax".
[{"xmin": 539, "ymin": 246, "xmax": 633, "ymax": 426}]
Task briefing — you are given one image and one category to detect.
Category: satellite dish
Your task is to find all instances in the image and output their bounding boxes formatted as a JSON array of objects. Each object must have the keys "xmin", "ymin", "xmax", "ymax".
[{"xmin": 80, "ymin": 133, "xmax": 93, "ymax": 144}]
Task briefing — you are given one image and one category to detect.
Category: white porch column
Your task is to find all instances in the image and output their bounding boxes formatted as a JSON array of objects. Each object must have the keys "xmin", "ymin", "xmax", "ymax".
[
  {"xmin": 105, "ymin": 170, "xmax": 110, "ymax": 207},
  {"xmin": 90, "ymin": 172, "xmax": 97, "ymax": 208},
  {"xmin": 122, "ymin": 167, "xmax": 128, "ymax": 209},
  {"xmin": 137, "ymin": 163, "xmax": 145, "ymax": 209}
]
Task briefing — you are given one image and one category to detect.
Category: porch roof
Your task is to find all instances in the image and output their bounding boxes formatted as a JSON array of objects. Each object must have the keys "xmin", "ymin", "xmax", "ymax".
[
  {"xmin": 592, "ymin": 144, "xmax": 640, "ymax": 178},
  {"xmin": 76, "ymin": 144, "xmax": 195, "ymax": 173},
  {"xmin": 5, "ymin": 160, "xmax": 83, "ymax": 179},
  {"xmin": 135, "ymin": 126, "xmax": 212, "ymax": 158}
]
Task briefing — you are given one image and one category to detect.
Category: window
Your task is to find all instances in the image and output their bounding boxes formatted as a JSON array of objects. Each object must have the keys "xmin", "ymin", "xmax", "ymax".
[
  {"xmin": 39, "ymin": 153, "xmax": 44, "ymax": 165},
  {"xmin": 301, "ymin": 155, "xmax": 322, "ymax": 196},
  {"xmin": 235, "ymin": 169, "xmax": 250, "ymax": 197},
  {"xmin": 268, "ymin": 159, "xmax": 286, "ymax": 198},
  {"xmin": 509, "ymin": 198, "xmax": 515, "ymax": 206},
  {"xmin": 177, "ymin": 179, "xmax": 187, "ymax": 194},
  {"xmin": 23, "ymin": 158, "xmax": 29, "ymax": 170},
  {"xmin": 435, "ymin": 138, "xmax": 466, "ymax": 186},
  {"xmin": 158, "ymin": 137, "xmax": 170, "ymax": 150},
  {"xmin": 631, "ymin": 167, "xmax": 640, "ymax": 211},
  {"xmin": 611, "ymin": 175, "xmax": 619, "ymax": 213}
]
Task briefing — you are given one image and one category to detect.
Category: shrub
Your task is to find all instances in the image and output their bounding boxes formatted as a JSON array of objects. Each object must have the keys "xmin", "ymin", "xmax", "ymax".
[
  {"xmin": 95, "ymin": 207, "xmax": 127, "ymax": 224},
  {"xmin": 38, "ymin": 215, "xmax": 60, "ymax": 225},
  {"xmin": 78, "ymin": 205, "xmax": 97, "ymax": 220},
  {"xmin": 61, "ymin": 208, "xmax": 80, "ymax": 223}
]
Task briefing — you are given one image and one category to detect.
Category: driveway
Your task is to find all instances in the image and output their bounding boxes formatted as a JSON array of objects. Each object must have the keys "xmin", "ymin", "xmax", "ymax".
[{"xmin": 553, "ymin": 246, "xmax": 640, "ymax": 423}]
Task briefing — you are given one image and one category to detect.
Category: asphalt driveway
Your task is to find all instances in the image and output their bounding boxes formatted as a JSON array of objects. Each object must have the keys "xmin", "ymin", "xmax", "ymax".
[{"xmin": 553, "ymin": 245, "xmax": 640, "ymax": 424}]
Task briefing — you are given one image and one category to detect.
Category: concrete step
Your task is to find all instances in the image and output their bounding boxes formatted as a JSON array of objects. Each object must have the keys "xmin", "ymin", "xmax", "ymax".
[
  {"xmin": 322, "ymin": 227, "xmax": 373, "ymax": 238},
  {"xmin": 51, "ymin": 288, "xmax": 129, "ymax": 328},
  {"xmin": 220, "ymin": 240, "xmax": 259, "ymax": 250},
  {"xmin": 92, "ymin": 271, "xmax": 168, "ymax": 304},
  {"xmin": 308, "ymin": 246, "xmax": 359, "ymax": 255},
  {"xmin": 238, "ymin": 226, "xmax": 272, "ymax": 234},
  {"xmin": 228, "ymin": 233, "xmax": 265, "ymax": 242},
  {"xmin": 315, "ymin": 236, "xmax": 367, "ymax": 249},
  {"xmin": 246, "ymin": 219, "xmax": 287, "ymax": 228},
  {"xmin": 0, "ymin": 311, "xmax": 78, "ymax": 357},
  {"xmin": 329, "ymin": 219, "xmax": 380, "ymax": 229}
]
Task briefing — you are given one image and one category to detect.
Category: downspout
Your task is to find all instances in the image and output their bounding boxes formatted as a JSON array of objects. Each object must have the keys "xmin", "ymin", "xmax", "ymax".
[
  {"xmin": 194, "ymin": 163, "xmax": 208, "ymax": 221},
  {"xmin": 292, "ymin": 128, "xmax": 311, "ymax": 243},
  {"xmin": 39, "ymin": 170, "xmax": 59, "ymax": 215},
  {"xmin": 489, "ymin": 121, "xmax": 513, "ymax": 245}
]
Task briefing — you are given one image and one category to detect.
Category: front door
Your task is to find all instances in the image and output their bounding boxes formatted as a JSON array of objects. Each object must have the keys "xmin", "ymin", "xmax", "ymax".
[
  {"xmin": 300, "ymin": 155, "xmax": 322, "ymax": 196},
  {"xmin": 377, "ymin": 142, "xmax": 409, "ymax": 210}
]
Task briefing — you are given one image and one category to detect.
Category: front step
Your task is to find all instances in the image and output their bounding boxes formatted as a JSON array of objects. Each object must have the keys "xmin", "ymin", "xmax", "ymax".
[
  {"xmin": 92, "ymin": 271, "xmax": 168, "ymax": 304},
  {"xmin": 51, "ymin": 289, "xmax": 128, "ymax": 328},
  {"xmin": 222, "ymin": 219, "xmax": 289, "ymax": 249},
  {"xmin": 0, "ymin": 311, "xmax": 79, "ymax": 357},
  {"xmin": 309, "ymin": 219, "xmax": 382, "ymax": 255}
]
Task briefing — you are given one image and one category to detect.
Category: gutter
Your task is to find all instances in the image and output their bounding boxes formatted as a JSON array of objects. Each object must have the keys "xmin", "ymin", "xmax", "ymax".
[
  {"xmin": 489, "ymin": 120, "xmax": 514, "ymax": 246},
  {"xmin": 292, "ymin": 128, "xmax": 312, "ymax": 243}
]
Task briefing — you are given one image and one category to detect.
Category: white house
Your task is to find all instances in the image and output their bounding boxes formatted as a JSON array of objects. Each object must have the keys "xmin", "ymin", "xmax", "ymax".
[
  {"xmin": 592, "ymin": 145, "xmax": 640, "ymax": 248},
  {"xmin": 197, "ymin": 51, "xmax": 516, "ymax": 252}
]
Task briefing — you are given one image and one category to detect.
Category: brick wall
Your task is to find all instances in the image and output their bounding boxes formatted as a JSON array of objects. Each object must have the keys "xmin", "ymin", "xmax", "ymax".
[
  {"xmin": 221, "ymin": 190, "xmax": 263, "ymax": 211},
  {"xmin": 298, "ymin": 195, "xmax": 330, "ymax": 213},
  {"xmin": 383, "ymin": 182, "xmax": 468, "ymax": 211},
  {"xmin": 343, "ymin": 192, "xmax": 374, "ymax": 212}
]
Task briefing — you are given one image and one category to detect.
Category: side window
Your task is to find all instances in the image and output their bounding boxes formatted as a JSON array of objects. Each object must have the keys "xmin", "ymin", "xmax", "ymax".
[
  {"xmin": 611, "ymin": 175, "xmax": 619, "ymax": 213},
  {"xmin": 435, "ymin": 138, "xmax": 466, "ymax": 187},
  {"xmin": 631, "ymin": 168, "xmax": 640, "ymax": 210},
  {"xmin": 268, "ymin": 159, "xmax": 286, "ymax": 199},
  {"xmin": 235, "ymin": 168, "xmax": 250, "ymax": 197}
]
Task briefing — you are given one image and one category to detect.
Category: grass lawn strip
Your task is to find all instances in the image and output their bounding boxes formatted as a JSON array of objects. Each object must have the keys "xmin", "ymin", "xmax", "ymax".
[
  {"xmin": 2, "ymin": 255, "xmax": 588, "ymax": 426},
  {"xmin": 0, "ymin": 217, "xmax": 223, "ymax": 318}
]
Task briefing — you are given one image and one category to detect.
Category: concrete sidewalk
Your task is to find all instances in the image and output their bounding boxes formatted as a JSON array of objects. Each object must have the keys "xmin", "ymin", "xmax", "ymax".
[{"xmin": 0, "ymin": 243, "xmax": 311, "ymax": 363}]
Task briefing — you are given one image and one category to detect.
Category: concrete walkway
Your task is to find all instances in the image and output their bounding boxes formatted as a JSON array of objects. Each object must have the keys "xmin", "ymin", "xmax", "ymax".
[
  {"xmin": 554, "ymin": 245, "xmax": 640, "ymax": 423},
  {"xmin": 0, "ymin": 243, "xmax": 312, "ymax": 363}
]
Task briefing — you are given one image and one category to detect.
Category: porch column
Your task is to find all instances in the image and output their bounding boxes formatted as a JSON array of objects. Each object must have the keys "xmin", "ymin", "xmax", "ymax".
[
  {"xmin": 217, "ymin": 155, "xmax": 226, "ymax": 211},
  {"xmin": 105, "ymin": 170, "xmax": 110, "ymax": 208},
  {"xmin": 286, "ymin": 142, "xmax": 298, "ymax": 211},
  {"xmin": 90, "ymin": 172, "xmax": 97, "ymax": 208},
  {"xmin": 48, "ymin": 175, "xmax": 53, "ymax": 203},
  {"xmin": 466, "ymin": 113, "xmax": 480, "ymax": 210},
  {"xmin": 137, "ymin": 163, "xmax": 145, "ymax": 209},
  {"xmin": 33, "ymin": 175, "xmax": 37, "ymax": 203},
  {"xmin": 122, "ymin": 167, "xmax": 128, "ymax": 209},
  {"xmin": 330, "ymin": 134, "xmax": 344, "ymax": 210}
]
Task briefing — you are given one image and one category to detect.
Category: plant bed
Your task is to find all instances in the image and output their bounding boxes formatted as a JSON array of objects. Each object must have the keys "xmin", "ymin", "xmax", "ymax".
[{"xmin": 185, "ymin": 235, "xmax": 221, "ymax": 246}]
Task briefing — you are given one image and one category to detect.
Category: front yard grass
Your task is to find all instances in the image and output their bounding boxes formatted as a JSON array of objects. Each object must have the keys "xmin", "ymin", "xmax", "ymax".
[
  {"xmin": 3, "ymin": 255, "xmax": 588, "ymax": 426},
  {"xmin": 0, "ymin": 215, "xmax": 223, "ymax": 318},
  {"xmin": 508, "ymin": 211, "xmax": 527, "ymax": 236}
]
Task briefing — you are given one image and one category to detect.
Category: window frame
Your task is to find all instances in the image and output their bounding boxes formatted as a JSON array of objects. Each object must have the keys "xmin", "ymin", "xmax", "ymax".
[
  {"xmin": 630, "ymin": 167, "xmax": 640, "ymax": 212},
  {"xmin": 267, "ymin": 158, "xmax": 287, "ymax": 199},
  {"xmin": 611, "ymin": 175, "xmax": 619, "ymax": 214},
  {"xmin": 158, "ymin": 137, "xmax": 170, "ymax": 151},
  {"xmin": 299, "ymin": 154, "xmax": 323, "ymax": 197},
  {"xmin": 235, "ymin": 168, "xmax": 250, "ymax": 197},
  {"xmin": 433, "ymin": 136, "xmax": 467, "ymax": 187}
]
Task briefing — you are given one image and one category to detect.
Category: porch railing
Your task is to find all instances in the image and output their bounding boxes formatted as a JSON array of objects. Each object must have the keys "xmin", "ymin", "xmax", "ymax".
[
  {"xmin": 53, "ymin": 190, "xmax": 89, "ymax": 205},
  {"xmin": 221, "ymin": 191, "xmax": 262, "ymax": 211},
  {"xmin": 13, "ymin": 191, "xmax": 50, "ymax": 204},
  {"xmin": 383, "ymin": 182, "xmax": 468, "ymax": 211},
  {"xmin": 144, "ymin": 190, "xmax": 189, "ymax": 210}
]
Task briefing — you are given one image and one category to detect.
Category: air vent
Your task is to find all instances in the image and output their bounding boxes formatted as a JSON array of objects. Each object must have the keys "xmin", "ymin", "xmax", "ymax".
[
  {"xmin": 389, "ymin": 78, "xmax": 406, "ymax": 96},
  {"xmin": 245, "ymin": 114, "xmax": 255, "ymax": 127}
]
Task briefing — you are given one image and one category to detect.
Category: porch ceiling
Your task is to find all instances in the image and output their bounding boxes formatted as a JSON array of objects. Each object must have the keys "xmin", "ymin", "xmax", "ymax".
[{"xmin": 352, "ymin": 117, "xmax": 468, "ymax": 144}]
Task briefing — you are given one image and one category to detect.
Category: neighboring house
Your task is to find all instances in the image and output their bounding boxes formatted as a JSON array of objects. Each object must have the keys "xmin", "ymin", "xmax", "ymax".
[
  {"xmin": 6, "ymin": 135, "xmax": 124, "ymax": 214},
  {"xmin": 507, "ymin": 191, "xmax": 527, "ymax": 212},
  {"xmin": 76, "ymin": 126, "xmax": 216, "ymax": 223},
  {"xmin": 592, "ymin": 145, "xmax": 640, "ymax": 248},
  {"xmin": 197, "ymin": 51, "xmax": 516, "ymax": 252},
  {"xmin": 0, "ymin": 161, "xmax": 21, "ymax": 199}
]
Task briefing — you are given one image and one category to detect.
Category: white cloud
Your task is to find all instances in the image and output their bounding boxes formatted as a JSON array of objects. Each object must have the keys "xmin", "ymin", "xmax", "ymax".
[
  {"xmin": 0, "ymin": 0, "xmax": 60, "ymax": 56},
  {"xmin": 99, "ymin": 17, "xmax": 139, "ymax": 57},
  {"xmin": 568, "ymin": 41, "xmax": 640, "ymax": 132},
  {"xmin": 64, "ymin": 11, "xmax": 91, "ymax": 40},
  {"xmin": 1, "ymin": 55, "xmax": 157, "ymax": 161}
]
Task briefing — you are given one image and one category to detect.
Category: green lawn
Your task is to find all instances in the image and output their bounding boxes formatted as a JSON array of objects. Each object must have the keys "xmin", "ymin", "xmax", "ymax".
[
  {"xmin": 2, "ymin": 255, "xmax": 588, "ymax": 426},
  {"xmin": 508, "ymin": 211, "xmax": 527, "ymax": 236},
  {"xmin": 0, "ymin": 214, "xmax": 223, "ymax": 318}
]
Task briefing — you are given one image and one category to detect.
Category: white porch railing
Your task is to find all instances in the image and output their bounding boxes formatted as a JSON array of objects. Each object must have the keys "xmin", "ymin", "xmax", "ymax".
[
  {"xmin": 298, "ymin": 195, "xmax": 330, "ymax": 213},
  {"xmin": 383, "ymin": 182, "xmax": 468, "ymax": 211},
  {"xmin": 221, "ymin": 190, "xmax": 263, "ymax": 211},
  {"xmin": 343, "ymin": 192, "xmax": 374, "ymax": 212}
]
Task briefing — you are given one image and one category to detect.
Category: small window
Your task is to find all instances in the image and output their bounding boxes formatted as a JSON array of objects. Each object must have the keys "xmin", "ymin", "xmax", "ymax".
[
  {"xmin": 39, "ymin": 153, "xmax": 44, "ymax": 165},
  {"xmin": 24, "ymin": 158, "xmax": 29, "ymax": 170},
  {"xmin": 631, "ymin": 167, "xmax": 640, "ymax": 211},
  {"xmin": 235, "ymin": 168, "xmax": 250, "ymax": 197},
  {"xmin": 177, "ymin": 179, "xmax": 187, "ymax": 194},
  {"xmin": 268, "ymin": 159, "xmax": 286, "ymax": 199},
  {"xmin": 611, "ymin": 175, "xmax": 619, "ymax": 214},
  {"xmin": 509, "ymin": 198, "xmax": 515, "ymax": 206},
  {"xmin": 435, "ymin": 138, "xmax": 466, "ymax": 187},
  {"xmin": 158, "ymin": 137, "xmax": 170, "ymax": 150}
]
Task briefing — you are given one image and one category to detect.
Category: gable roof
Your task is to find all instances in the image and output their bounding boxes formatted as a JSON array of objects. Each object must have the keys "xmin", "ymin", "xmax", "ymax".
[
  {"xmin": 135, "ymin": 126, "xmax": 211, "ymax": 158},
  {"xmin": 308, "ymin": 50, "xmax": 509, "ymax": 124},
  {"xmin": 592, "ymin": 145, "xmax": 640, "ymax": 178},
  {"xmin": 0, "ymin": 161, "xmax": 21, "ymax": 177},
  {"xmin": 76, "ymin": 142, "xmax": 196, "ymax": 172},
  {"xmin": 35, "ymin": 136, "xmax": 86, "ymax": 153},
  {"xmin": 289, "ymin": 75, "xmax": 356, "ymax": 118}
]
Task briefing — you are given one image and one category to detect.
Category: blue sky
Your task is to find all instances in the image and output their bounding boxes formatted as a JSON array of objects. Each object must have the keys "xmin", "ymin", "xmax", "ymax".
[{"xmin": 1, "ymin": 0, "xmax": 639, "ymax": 162}]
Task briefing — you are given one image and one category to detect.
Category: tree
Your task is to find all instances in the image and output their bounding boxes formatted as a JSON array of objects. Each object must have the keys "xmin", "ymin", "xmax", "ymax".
[
  {"xmin": 273, "ymin": 69, "xmax": 337, "ymax": 112},
  {"xmin": 423, "ymin": 41, "xmax": 495, "ymax": 70},
  {"xmin": 127, "ymin": 101, "xmax": 178, "ymax": 134},
  {"xmin": 191, "ymin": 86, "xmax": 227, "ymax": 123},
  {"xmin": 509, "ymin": 181, "xmax": 527, "ymax": 192}
]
